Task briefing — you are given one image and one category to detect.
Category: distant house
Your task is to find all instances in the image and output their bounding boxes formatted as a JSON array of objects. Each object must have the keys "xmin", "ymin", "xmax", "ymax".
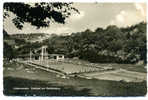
[
  {"xmin": 50, "ymin": 54, "xmax": 65, "ymax": 61},
  {"xmin": 17, "ymin": 53, "xmax": 65, "ymax": 62},
  {"xmin": 16, "ymin": 45, "xmax": 65, "ymax": 62}
]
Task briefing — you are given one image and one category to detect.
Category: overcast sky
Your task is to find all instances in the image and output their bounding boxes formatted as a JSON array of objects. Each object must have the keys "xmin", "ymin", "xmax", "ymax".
[{"xmin": 4, "ymin": 3, "xmax": 146, "ymax": 35}]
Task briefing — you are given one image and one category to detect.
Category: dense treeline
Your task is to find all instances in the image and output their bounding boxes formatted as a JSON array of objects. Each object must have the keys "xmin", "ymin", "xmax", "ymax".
[
  {"xmin": 43, "ymin": 22, "xmax": 146, "ymax": 64},
  {"xmin": 4, "ymin": 22, "xmax": 146, "ymax": 64}
]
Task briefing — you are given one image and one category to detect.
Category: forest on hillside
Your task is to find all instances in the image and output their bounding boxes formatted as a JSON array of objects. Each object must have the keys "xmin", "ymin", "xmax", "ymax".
[{"xmin": 4, "ymin": 22, "xmax": 146, "ymax": 64}]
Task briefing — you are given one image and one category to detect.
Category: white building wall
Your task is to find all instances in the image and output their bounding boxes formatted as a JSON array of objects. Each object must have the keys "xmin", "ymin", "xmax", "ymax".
[{"xmin": 56, "ymin": 55, "xmax": 64, "ymax": 61}]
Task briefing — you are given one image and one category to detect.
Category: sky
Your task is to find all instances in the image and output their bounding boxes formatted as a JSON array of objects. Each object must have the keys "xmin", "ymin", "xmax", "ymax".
[{"xmin": 3, "ymin": 3, "xmax": 147, "ymax": 35}]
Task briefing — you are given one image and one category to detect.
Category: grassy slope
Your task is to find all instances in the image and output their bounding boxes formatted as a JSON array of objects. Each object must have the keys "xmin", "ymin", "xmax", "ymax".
[
  {"xmin": 3, "ymin": 61, "xmax": 147, "ymax": 96},
  {"xmin": 3, "ymin": 76, "xmax": 147, "ymax": 96},
  {"xmin": 97, "ymin": 63, "xmax": 147, "ymax": 73}
]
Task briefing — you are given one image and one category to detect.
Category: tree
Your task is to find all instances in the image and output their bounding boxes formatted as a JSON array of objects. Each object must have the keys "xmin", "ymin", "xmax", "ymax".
[
  {"xmin": 123, "ymin": 22, "xmax": 147, "ymax": 64},
  {"xmin": 4, "ymin": 42, "xmax": 15, "ymax": 60},
  {"xmin": 3, "ymin": 29, "xmax": 9, "ymax": 38},
  {"xmin": 4, "ymin": 2, "xmax": 79, "ymax": 29}
]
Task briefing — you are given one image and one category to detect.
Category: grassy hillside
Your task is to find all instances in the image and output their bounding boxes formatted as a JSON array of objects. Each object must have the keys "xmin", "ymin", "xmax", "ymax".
[{"xmin": 3, "ymin": 61, "xmax": 147, "ymax": 96}]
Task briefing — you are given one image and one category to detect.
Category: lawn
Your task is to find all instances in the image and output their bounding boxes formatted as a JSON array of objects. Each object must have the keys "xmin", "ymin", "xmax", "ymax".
[
  {"xmin": 3, "ymin": 61, "xmax": 147, "ymax": 96},
  {"xmin": 3, "ymin": 76, "xmax": 147, "ymax": 96},
  {"xmin": 95, "ymin": 63, "xmax": 147, "ymax": 73},
  {"xmin": 31, "ymin": 60, "xmax": 100, "ymax": 74},
  {"xmin": 68, "ymin": 59, "xmax": 147, "ymax": 73}
]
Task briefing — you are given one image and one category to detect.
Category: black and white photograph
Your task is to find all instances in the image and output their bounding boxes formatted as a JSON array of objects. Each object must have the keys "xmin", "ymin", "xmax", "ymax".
[{"xmin": 3, "ymin": 2, "xmax": 147, "ymax": 96}]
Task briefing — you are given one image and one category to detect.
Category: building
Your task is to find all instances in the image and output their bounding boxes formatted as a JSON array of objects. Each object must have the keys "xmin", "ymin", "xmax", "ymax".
[
  {"xmin": 50, "ymin": 54, "xmax": 65, "ymax": 61},
  {"xmin": 16, "ymin": 46, "xmax": 65, "ymax": 61}
]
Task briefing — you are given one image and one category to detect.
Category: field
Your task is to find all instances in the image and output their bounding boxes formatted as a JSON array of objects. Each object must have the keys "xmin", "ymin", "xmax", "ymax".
[
  {"xmin": 80, "ymin": 69, "xmax": 146, "ymax": 82},
  {"xmin": 27, "ymin": 59, "xmax": 147, "ymax": 82},
  {"xmin": 3, "ymin": 61, "xmax": 147, "ymax": 96},
  {"xmin": 30, "ymin": 60, "xmax": 102, "ymax": 74}
]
